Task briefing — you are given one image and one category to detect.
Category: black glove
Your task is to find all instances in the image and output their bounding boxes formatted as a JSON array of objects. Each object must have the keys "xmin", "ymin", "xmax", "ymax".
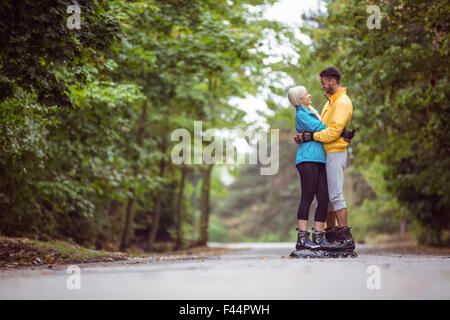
[
  {"xmin": 300, "ymin": 131, "xmax": 314, "ymax": 142},
  {"xmin": 340, "ymin": 128, "xmax": 355, "ymax": 140}
]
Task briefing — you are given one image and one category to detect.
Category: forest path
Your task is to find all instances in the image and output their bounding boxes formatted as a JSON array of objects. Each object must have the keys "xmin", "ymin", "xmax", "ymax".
[{"xmin": 1, "ymin": 243, "xmax": 449, "ymax": 299}]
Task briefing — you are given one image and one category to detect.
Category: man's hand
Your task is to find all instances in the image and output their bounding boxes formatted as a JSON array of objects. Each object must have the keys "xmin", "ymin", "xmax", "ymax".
[{"xmin": 340, "ymin": 128, "xmax": 356, "ymax": 144}]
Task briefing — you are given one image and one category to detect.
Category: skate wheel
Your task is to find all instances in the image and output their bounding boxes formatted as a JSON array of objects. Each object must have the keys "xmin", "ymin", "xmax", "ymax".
[
  {"xmin": 323, "ymin": 252, "xmax": 329, "ymax": 258},
  {"xmin": 350, "ymin": 252, "xmax": 358, "ymax": 258}
]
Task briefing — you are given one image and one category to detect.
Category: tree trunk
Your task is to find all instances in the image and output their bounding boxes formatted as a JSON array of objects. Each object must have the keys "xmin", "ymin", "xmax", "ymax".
[
  {"xmin": 146, "ymin": 196, "xmax": 162, "ymax": 252},
  {"xmin": 400, "ymin": 219, "xmax": 408, "ymax": 236},
  {"xmin": 191, "ymin": 170, "xmax": 200, "ymax": 241},
  {"xmin": 175, "ymin": 166, "xmax": 187, "ymax": 250},
  {"xmin": 108, "ymin": 199, "xmax": 120, "ymax": 243},
  {"xmin": 120, "ymin": 192, "xmax": 135, "ymax": 251},
  {"xmin": 198, "ymin": 165, "xmax": 213, "ymax": 246},
  {"xmin": 146, "ymin": 145, "xmax": 167, "ymax": 252},
  {"xmin": 119, "ymin": 102, "xmax": 148, "ymax": 251}
]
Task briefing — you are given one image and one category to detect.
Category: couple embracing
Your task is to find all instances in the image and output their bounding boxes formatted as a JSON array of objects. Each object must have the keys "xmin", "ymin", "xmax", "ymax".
[{"xmin": 288, "ymin": 67, "xmax": 357, "ymax": 258}]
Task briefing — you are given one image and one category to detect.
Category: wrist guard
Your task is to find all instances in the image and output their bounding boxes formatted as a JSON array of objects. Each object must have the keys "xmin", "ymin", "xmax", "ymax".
[
  {"xmin": 301, "ymin": 132, "xmax": 314, "ymax": 142},
  {"xmin": 340, "ymin": 128, "xmax": 355, "ymax": 139}
]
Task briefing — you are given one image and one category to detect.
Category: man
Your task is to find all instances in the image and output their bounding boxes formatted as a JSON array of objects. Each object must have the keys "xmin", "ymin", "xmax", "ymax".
[{"xmin": 294, "ymin": 66, "xmax": 355, "ymax": 252}]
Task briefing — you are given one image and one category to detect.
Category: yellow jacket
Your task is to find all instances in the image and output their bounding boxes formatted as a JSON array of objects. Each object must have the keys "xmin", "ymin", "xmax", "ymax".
[{"xmin": 313, "ymin": 87, "xmax": 353, "ymax": 155}]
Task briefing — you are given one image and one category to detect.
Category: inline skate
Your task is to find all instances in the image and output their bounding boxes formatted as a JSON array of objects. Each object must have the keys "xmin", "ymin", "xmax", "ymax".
[
  {"xmin": 325, "ymin": 226, "xmax": 339, "ymax": 243},
  {"xmin": 325, "ymin": 226, "xmax": 358, "ymax": 258},
  {"xmin": 290, "ymin": 229, "xmax": 329, "ymax": 259},
  {"xmin": 312, "ymin": 229, "xmax": 342, "ymax": 252}
]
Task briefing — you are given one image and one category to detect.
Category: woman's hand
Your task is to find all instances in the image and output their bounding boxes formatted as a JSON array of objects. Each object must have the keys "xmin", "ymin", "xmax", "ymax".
[
  {"xmin": 293, "ymin": 131, "xmax": 313, "ymax": 144},
  {"xmin": 294, "ymin": 132, "xmax": 302, "ymax": 144}
]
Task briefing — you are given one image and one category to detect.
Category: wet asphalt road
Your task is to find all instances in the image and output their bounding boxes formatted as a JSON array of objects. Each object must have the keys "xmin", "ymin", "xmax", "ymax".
[{"xmin": 1, "ymin": 243, "xmax": 449, "ymax": 299}]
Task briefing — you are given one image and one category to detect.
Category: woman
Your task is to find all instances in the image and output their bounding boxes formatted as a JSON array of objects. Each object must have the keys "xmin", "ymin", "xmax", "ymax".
[{"xmin": 287, "ymin": 86, "xmax": 340, "ymax": 258}]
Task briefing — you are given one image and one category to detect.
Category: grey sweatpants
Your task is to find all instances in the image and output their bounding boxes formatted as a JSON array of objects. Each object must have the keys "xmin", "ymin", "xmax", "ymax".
[{"xmin": 326, "ymin": 151, "xmax": 347, "ymax": 212}]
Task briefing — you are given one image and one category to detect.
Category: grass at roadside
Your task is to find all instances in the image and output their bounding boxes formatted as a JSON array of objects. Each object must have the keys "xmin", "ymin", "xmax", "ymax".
[
  {"xmin": 0, "ymin": 237, "xmax": 240, "ymax": 269},
  {"xmin": 363, "ymin": 233, "xmax": 450, "ymax": 256},
  {"xmin": 0, "ymin": 236, "xmax": 129, "ymax": 268}
]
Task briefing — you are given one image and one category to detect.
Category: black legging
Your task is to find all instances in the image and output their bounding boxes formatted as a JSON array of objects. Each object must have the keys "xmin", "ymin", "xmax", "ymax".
[{"xmin": 296, "ymin": 162, "xmax": 329, "ymax": 223}]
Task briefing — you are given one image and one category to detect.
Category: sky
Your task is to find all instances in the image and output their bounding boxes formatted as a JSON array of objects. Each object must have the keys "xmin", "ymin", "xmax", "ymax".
[
  {"xmin": 264, "ymin": 0, "xmax": 322, "ymax": 37},
  {"xmin": 219, "ymin": 0, "xmax": 323, "ymax": 184},
  {"xmin": 231, "ymin": 0, "xmax": 323, "ymax": 129}
]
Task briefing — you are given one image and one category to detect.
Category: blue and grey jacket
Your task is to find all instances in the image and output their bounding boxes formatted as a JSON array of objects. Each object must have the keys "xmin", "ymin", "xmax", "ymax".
[{"xmin": 295, "ymin": 105, "xmax": 327, "ymax": 165}]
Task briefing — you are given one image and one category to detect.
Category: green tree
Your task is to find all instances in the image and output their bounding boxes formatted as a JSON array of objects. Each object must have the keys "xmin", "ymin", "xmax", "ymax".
[
  {"xmin": 0, "ymin": 0, "xmax": 121, "ymax": 107},
  {"xmin": 0, "ymin": 0, "xmax": 123, "ymax": 242},
  {"xmin": 302, "ymin": 0, "xmax": 449, "ymax": 245}
]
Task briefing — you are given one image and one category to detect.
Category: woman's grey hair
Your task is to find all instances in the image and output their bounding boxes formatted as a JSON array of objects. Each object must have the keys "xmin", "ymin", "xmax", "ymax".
[{"xmin": 287, "ymin": 86, "xmax": 307, "ymax": 107}]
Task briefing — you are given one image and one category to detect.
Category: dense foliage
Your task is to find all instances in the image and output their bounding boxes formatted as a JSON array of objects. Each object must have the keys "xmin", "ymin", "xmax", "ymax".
[
  {"xmin": 1, "ymin": 0, "xmax": 448, "ymax": 248},
  {"xmin": 301, "ymin": 0, "xmax": 449, "ymax": 245},
  {"xmin": 0, "ymin": 0, "xmax": 289, "ymax": 250},
  {"xmin": 214, "ymin": 0, "xmax": 449, "ymax": 246}
]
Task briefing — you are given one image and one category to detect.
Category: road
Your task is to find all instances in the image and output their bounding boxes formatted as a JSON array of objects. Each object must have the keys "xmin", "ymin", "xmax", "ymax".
[{"xmin": 1, "ymin": 243, "xmax": 449, "ymax": 299}]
